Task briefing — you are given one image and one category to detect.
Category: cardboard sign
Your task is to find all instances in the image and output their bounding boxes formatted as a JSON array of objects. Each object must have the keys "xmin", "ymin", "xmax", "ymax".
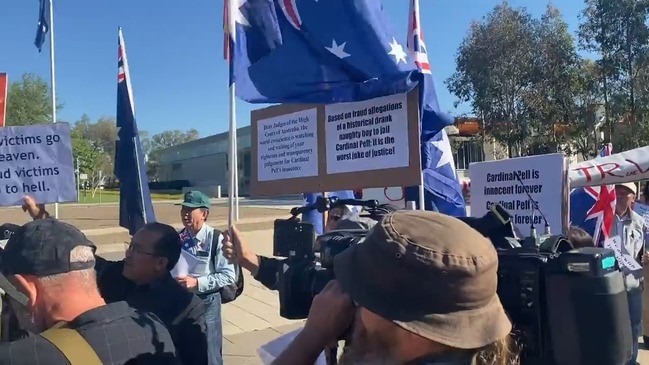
[
  {"xmin": 469, "ymin": 153, "xmax": 568, "ymax": 237},
  {"xmin": 0, "ymin": 123, "xmax": 76, "ymax": 206},
  {"xmin": 250, "ymin": 89, "xmax": 421, "ymax": 197}
]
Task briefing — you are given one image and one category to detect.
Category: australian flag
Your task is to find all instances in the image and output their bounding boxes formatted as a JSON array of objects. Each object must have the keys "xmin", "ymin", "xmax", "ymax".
[
  {"xmin": 34, "ymin": 0, "xmax": 50, "ymax": 52},
  {"xmin": 228, "ymin": 0, "xmax": 451, "ymax": 134},
  {"xmin": 403, "ymin": 0, "xmax": 466, "ymax": 216},
  {"xmin": 228, "ymin": 0, "xmax": 461, "ymax": 219},
  {"xmin": 115, "ymin": 27, "xmax": 156, "ymax": 235},
  {"xmin": 569, "ymin": 144, "xmax": 615, "ymax": 245}
]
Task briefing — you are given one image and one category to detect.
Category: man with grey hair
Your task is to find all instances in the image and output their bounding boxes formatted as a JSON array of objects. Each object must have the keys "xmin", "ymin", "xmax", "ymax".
[{"xmin": 0, "ymin": 218, "xmax": 179, "ymax": 364}]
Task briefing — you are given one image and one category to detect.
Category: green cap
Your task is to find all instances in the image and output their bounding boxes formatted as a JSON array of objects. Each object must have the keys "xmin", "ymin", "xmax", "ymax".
[{"xmin": 177, "ymin": 191, "xmax": 211, "ymax": 209}]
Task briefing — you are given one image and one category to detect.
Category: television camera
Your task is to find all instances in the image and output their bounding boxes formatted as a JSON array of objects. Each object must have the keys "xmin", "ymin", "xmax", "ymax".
[
  {"xmin": 272, "ymin": 196, "xmax": 379, "ymax": 320},
  {"xmin": 460, "ymin": 204, "xmax": 632, "ymax": 365}
]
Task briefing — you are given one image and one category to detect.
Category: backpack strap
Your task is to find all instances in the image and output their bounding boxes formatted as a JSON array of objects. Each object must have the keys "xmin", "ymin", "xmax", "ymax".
[{"xmin": 40, "ymin": 328, "xmax": 102, "ymax": 364}]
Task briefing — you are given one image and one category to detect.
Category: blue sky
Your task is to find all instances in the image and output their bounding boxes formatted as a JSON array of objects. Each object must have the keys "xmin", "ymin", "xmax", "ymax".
[{"xmin": 1, "ymin": 0, "xmax": 586, "ymax": 138}]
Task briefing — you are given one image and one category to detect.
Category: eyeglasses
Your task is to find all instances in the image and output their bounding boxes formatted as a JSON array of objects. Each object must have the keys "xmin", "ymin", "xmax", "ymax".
[
  {"xmin": 124, "ymin": 242, "xmax": 160, "ymax": 256},
  {"xmin": 328, "ymin": 215, "xmax": 342, "ymax": 222}
]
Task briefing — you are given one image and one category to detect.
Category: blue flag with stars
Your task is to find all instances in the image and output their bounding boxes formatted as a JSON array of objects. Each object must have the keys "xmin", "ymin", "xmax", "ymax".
[
  {"xmin": 115, "ymin": 28, "xmax": 156, "ymax": 235},
  {"xmin": 228, "ymin": 0, "xmax": 464, "ymax": 216},
  {"xmin": 403, "ymin": 0, "xmax": 465, "ymax": 216}
]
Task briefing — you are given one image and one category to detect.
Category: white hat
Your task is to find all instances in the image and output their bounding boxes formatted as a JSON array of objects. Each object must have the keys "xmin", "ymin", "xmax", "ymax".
[{"xmin": 615, "ymin": 182, "xmax": 637, "ymax": 195}]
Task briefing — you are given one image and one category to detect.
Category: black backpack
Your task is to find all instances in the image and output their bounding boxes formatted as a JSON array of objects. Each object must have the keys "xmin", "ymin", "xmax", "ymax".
[{"xmin": 211, "ymin": 229, "xmax": 244, "ymax": 304}]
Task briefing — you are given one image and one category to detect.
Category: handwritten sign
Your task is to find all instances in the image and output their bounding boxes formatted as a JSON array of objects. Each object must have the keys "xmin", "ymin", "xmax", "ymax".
[
  {"xmin": 603, "ymin": 236, "xmax": 642, "ymax": 271},
  {"xmin": 0, "ymin": 124, "xmax": 76, "ymax": 206}
]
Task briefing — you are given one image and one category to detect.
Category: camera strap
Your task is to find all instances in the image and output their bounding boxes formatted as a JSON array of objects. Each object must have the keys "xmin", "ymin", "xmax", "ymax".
[{"xmin": 40, "ymin": 327, "xmax": 102, "ymax": 364}]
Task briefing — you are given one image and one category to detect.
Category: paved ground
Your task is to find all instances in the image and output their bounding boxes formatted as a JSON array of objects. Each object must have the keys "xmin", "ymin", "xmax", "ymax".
[{"xmin": 0, "ymin": 200, "xmax": 293, "ymax": 246}]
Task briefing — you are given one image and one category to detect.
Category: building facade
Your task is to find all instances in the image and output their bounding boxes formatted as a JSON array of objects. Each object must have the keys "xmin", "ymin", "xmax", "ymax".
[{"xmin": 157, "ymin": 126, "xmax": 252, "ymax": 195}]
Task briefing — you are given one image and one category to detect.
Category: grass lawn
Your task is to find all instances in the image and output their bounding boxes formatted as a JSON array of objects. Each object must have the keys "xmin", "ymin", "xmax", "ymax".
[{"xmin": 69, "ymin": 190, "xmax": 184, "ymax": 204}]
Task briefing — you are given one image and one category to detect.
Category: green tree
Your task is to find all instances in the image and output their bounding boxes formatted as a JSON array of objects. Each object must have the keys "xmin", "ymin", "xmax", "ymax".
[
  {"xmin": 5, "ymin": 73, "xmax": 62, "ymax": 126},
  {"xmin": 579, "ymin": 0, "xmax": 649, "ymax": 149},
  {"xmin": 446, "ymin": 2, "xmax": 538, "ymax": 157},
  {"xmin": 145, "ymin": 129, "xmax": 199, "ymax": 181},
  {"xmin": 71, "ymin": 115, "xmax": 118, "ymax": 187},
  {"xmin": 524, "ymin": 4, "xmax": 582, "ymax": 155}
]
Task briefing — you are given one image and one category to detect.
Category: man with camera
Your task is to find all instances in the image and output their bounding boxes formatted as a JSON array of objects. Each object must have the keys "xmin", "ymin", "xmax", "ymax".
[
  {"xmin": 228, "ymin": 210, "xmax": 517, "ymax": 364},
  {"xmin": 0, "ymin": 218, "xmax": 179, "ymax": 364}
]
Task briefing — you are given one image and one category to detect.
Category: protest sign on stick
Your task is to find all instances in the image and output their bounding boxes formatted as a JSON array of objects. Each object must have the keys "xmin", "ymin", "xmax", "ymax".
[
  {"xmin": 0, "ymin": 123, "xmax": 76, "ymax": 206},
  {"xmin": 469, "ymin": 154, "xmax": 568, "ymax": 237},
  {"xmin": 250, "ymin": 90, "xmax": 421, "ymax": 197}
]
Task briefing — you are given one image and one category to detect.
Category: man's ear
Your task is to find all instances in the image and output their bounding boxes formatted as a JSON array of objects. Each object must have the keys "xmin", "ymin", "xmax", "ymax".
[
  {"xmin": 156, "ymin": 257, "xmax": 169, "ymax": 272},
  {"xmin": 13, "ymin": 274, "xmax": 38, "ymax": 309}
]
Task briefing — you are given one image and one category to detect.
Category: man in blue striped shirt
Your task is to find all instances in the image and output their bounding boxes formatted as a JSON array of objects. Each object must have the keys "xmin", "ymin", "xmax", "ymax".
[{"xmin": 174, "ymin": 191, "xmax": 235, "ymax": 365}]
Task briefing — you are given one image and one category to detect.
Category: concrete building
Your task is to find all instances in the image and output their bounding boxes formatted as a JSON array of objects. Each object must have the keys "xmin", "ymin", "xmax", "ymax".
[{"xmin": 157, "ymin": 126, "xmax": 252, "ymax": 196}]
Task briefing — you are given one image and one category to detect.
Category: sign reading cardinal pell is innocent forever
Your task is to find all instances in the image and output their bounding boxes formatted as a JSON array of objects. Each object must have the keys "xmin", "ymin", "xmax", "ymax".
[{"xmin": 0, "ymin": 123, "xmax": 76, "ymax": 206}]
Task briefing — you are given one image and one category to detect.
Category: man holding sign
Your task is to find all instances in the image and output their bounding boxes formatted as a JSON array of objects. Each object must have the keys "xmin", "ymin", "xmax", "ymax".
[{"xmin": 610, "ymin": 182, "xmax": 649, "ymax": 365}]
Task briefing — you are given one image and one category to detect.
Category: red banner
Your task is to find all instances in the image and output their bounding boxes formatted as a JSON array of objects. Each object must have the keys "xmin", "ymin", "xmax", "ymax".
[{"xmin": 0, "ymin": 73, "xmax": 6, "ymax": 127}]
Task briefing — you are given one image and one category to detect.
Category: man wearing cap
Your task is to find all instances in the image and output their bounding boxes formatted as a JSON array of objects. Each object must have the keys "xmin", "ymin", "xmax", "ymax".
[
  {"xmin": 614, "ymin": 182, "xmax": 649, "ymax": 365},
  {"xmin": 174, "ymin": 191, "xmax": 235, "ymax": 365},
  {"xmin": 0, "ymin": 218, "xmax": 178, "ymax": 364},
  {"xmin": 271, "ymin": 211, "xmax": 517, "ymax": 365},
  {"xmin": 19, "ymin": 196, "xmax": 207, "ymax": 364}
]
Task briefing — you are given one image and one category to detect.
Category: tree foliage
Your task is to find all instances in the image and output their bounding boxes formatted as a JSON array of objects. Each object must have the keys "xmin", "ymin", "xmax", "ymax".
[
  {"xmin": 449, "ymin": 0, "xmax": 649, "ymax": 158},
  {"xmin": 5, "ymin": 73, "xmax": 62, "ymax": 126}
]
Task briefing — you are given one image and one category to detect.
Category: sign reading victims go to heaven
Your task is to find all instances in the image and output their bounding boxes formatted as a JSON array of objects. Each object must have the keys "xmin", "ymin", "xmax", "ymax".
[
  {"xmin": 0, "ymin": 123, "xmax": 76, "ymax": 206},
  {"xmin": 469, "ymin": 153, "xmax": 569, "ymax": 237},
  {"xmin": 250, "ymin": 89, "xmax": 422, "ymax": 197}
]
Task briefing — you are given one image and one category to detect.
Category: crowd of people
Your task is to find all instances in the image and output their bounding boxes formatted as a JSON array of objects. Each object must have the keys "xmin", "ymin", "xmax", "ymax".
[{"xmin": 0, "ymin": 184, "xmax": 645, "ymax": 364}]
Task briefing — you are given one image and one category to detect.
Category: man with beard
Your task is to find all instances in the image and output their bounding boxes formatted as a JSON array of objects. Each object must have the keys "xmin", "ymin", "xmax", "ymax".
[{"xmin": 271, "ymin": 211, "xmax": 518, "ymax": 365}]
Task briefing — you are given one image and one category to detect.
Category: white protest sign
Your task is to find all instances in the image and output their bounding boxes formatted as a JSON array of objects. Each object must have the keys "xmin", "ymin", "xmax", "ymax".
[
  {"xmin": 603, "ymin": 236, "xmax": 642, "ymax": 271},
  {"xmin": 0, "ymin": 124, "xmax": 75, "ymax": 206},
  {"xmin": 325, "ymin": 92, "xmax": 409, "ymax": 174},
  {"xmin": 469, "ymin": 153, "xmax": 567, "ymax": 237},
  {"xmin": 570, "ymin": 145, "xmax": 649, "ymax": 188},
  {"xmin": 256, "ymin": 108, "xmax": 319, "ymax": 182}
]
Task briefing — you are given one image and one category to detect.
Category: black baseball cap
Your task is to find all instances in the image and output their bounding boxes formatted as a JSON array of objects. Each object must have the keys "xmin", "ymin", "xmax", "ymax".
[{"xmin": 0, "ymin": 219, "xmax": 96, "ymax": 305}]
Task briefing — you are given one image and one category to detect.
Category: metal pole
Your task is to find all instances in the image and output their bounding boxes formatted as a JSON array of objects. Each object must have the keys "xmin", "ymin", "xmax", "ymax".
[
  {"xmin": 227, "ymin": 0, "xmax": 237, "ymax": 228},
  {"xmin": 49, "ymin": 0, "xmax": 59, "ymax": 218},
  {"xmin": 76, "ymin": 157, "xmax": 79, "ymax": 201}
]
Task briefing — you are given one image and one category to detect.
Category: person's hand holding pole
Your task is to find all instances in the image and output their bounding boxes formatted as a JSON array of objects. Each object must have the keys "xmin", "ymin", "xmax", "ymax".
[
  {"xmin": 22, "ymin": 196, "xmax": 49, "ymax": 220},
  {"xmin": 222, "ymin": 226, "xmax": 260, "ymax": 276}
]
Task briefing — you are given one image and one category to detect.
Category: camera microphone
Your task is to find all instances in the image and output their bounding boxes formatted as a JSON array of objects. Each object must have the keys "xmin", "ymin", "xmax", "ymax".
[{"xmin": 514, "ymin": 171, "xmax": 550, "ymax": 248}]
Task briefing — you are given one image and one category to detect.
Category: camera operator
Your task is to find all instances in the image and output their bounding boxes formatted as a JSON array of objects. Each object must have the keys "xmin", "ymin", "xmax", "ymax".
[
  {"xmin": 272, "ymin": 210, "xmax": 517, "ymax": 365},
  {"xmin": 222, "ymin": 205, "xmax": 394, "ymax": 290}
]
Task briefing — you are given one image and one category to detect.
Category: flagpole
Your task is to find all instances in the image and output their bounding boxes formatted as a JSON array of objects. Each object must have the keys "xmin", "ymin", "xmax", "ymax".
[
  {"xmin": 49, "ymin": 0, "xmax": 59, "ymax": 219},
  {"xmin": 227, "ymin": 0, "xmax": 237, "ymax": 227}
]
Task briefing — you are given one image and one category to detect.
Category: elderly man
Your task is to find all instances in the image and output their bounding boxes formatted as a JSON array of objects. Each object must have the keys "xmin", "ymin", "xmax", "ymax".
[
  {"xmin": 272, "ymin": 210, "xmax": 516, "ymax": 365},
  {"xmin": 174, "ymin": 191, "xmax": 235, "ymax": 365},
  {"xmin": 614, "ymin": 182, "xmax": 649, "ymax": 365}
]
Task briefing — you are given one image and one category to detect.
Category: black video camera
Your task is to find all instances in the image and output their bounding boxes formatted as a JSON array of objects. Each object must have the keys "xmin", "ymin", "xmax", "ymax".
[
  {"xmin": 272, "ymin": 196, "xmax": 379, "ymax": 320},
  {"xmin": 459, "ymin": 204, "xmax": 632, "ymax": 365}
]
